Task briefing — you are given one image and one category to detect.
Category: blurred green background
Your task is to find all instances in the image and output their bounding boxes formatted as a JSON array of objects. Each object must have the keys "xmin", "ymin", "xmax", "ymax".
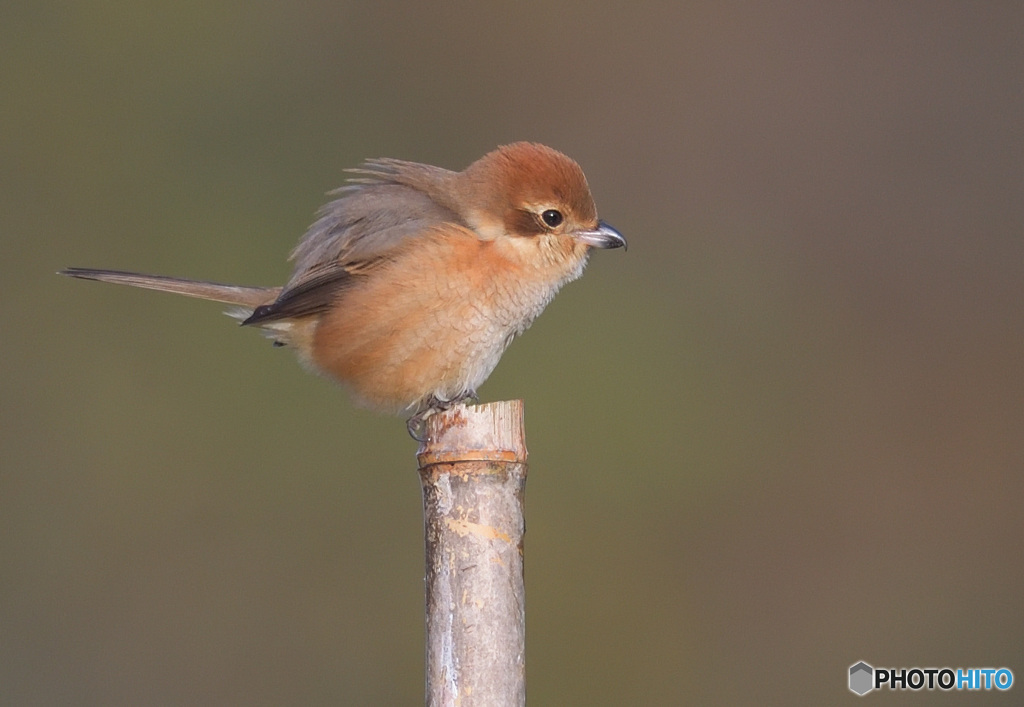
[{"xmin": 3, "ymin": 2, "xmax": 1022, "ymax": 704}]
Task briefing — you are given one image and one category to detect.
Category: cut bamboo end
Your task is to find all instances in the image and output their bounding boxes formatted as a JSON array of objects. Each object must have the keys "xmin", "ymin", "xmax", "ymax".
[{"xmin": 416, "ymin": 400, "xmax": 527, "ymax": 467}]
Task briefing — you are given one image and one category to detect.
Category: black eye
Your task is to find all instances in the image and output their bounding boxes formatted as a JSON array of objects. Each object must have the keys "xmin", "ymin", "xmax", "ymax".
[{"xmin": 540, "ymin": 209, "xmax": 563, "ymax": 228}]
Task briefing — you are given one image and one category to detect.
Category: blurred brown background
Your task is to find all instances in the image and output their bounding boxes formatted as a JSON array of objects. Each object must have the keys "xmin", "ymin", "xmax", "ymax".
[{"xmin": 3, "ymin": 2, "xmax": 1022, "ymax": 704}]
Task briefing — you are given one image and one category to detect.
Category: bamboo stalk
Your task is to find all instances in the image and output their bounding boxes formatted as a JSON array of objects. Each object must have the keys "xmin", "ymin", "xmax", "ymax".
[{"xmin": 417, "ymin": 400, "xmax": 528, "ymax": 707}]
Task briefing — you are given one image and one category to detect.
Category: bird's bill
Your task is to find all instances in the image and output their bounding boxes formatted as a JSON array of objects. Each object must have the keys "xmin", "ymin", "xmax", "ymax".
[{"xmin": 573, "ymin": 220, "xmax": 627, "ymax": 250}]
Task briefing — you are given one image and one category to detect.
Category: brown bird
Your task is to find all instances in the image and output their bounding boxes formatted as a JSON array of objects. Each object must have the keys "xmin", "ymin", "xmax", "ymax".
[{"xmin": 62, "ymin": 142, "xmax": 626, "ymax": 437}]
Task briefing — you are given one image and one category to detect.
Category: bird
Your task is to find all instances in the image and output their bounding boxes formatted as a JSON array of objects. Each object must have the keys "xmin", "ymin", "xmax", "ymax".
[{"xmin": 61, "ymin": 142, "xmax": 626, "ymax": 438}]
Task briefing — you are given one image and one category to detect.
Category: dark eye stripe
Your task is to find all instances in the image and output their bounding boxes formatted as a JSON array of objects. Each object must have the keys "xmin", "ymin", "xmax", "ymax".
[{"xmin": 505, "ymin": 209, "xmax": 543, "ymax": 237}]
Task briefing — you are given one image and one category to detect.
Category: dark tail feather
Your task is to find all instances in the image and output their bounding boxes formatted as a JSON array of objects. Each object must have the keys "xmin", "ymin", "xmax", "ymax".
[{"xmin": 59, "ymin": 268, "xmax": 279, "ymax": 308}]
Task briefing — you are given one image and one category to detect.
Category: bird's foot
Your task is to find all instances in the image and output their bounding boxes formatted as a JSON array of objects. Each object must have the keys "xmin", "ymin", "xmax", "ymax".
[
  {"xmin": 406, "ymin": 411, "xmax": 432, "ymax": 442},
  {"xmin": 405, "ymin": 391, "xmax": 479, "ymax": 441}
]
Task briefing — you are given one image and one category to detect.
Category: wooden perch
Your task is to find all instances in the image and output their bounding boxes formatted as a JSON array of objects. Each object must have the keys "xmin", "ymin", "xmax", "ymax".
[{"xmin": 417, "ymin": 400, "xmax": 528, "ymax": 707}]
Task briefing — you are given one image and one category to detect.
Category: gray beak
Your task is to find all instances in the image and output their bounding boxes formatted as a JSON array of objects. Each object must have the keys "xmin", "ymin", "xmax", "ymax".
[{"xmin": 573, "ymin": 220, "xmax": 627, "ymax": 250}]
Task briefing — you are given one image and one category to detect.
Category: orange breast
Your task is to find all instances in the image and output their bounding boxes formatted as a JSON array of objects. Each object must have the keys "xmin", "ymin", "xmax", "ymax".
[{"xmin": 309, "ymin": 229, "xmax": 524, "ymax": 411}]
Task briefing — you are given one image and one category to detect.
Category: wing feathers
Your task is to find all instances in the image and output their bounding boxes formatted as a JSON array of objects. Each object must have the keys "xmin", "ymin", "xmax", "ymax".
[{"xmin": 258, "ymin": 160, "xmax": 466, "ymax": 324}]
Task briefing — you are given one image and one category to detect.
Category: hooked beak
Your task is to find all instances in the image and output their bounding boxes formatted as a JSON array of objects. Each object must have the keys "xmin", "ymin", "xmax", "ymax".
[{"xmin": 573, "ymin": 220, "xmax": 627, "ymax": 250}]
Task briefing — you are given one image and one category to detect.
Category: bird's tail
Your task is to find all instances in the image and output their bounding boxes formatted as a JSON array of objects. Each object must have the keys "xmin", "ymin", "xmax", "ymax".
[{"xmin": 59, "ymin": 268, "xmax": 280, "ymax": 311}]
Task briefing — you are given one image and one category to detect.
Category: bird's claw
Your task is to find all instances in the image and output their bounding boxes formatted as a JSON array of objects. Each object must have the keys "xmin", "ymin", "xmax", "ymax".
[
  {"xmin": 405, "ymin": 391, "xmax": 479, "ymax": 442},
  {"xmin": 407, "ymin": 411, "xmax": 432, "ymax": 442}
]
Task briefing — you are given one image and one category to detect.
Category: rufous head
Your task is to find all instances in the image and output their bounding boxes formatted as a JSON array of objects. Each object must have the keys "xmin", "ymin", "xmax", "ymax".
[{"xmin": 457, "ymin": 142, "xmax": 626, "ymax": 253}]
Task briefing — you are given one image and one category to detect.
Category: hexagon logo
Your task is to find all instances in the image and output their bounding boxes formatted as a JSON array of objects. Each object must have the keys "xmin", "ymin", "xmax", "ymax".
[{"xmin": 849, "ymin": 661, "xmax": 873, "ymax": 695}]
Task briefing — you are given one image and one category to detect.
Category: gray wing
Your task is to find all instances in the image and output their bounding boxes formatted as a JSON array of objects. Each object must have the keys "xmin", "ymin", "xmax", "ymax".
[{"xmin": 244, "ymin": 161, "xmax": 461, "ymax": 325}]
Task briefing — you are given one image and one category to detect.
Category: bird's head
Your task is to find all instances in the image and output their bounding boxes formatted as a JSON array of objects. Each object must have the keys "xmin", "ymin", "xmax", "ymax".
[{"xmin": 457, "ymin": 143, "xmax": 626, "ymax": 263}]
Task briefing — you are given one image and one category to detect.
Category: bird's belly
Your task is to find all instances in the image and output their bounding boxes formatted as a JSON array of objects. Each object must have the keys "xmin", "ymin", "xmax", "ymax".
[{"xmin": 309, "ymin": 265, "xmax": 547, "ymax": 412}]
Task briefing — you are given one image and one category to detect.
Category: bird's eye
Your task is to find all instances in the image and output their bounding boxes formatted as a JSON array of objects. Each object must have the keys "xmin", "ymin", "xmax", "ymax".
[{"xmin": 540, "ymin": 209, "xmax": 563, "ymax": 228}]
